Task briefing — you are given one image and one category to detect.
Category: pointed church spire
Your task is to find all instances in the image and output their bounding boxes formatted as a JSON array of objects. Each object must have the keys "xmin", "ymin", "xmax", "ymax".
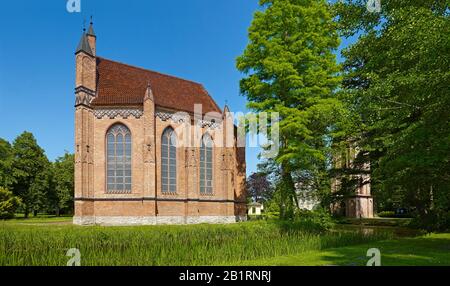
[
  {"xmin": 86, "ymin": 16, "xmax": 97, "ymax": 56},
  {"xmin": 144, "ymin": 82, "xmax": 154, "ymax": 101},
  {"xmin": 223, "ymin": 104, "xmax": 230, "ymax": 115},
  {"xmin": 87, "ymin": 16, "xmax": 96, "ymax": 37},
  {"xmin": 75, "ymin": 30, "xmax": 93, "ymax": 56}
]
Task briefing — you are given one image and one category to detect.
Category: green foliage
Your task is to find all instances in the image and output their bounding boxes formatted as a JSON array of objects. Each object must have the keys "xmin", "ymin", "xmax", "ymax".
[
  {"xmin": 49, "ymin": 153, "xmax": 74, "ymax": 215},
  {"xmin": 0, "ymin": 139, "xmax": 14, "ymax": 188},
  {"xmin": 11, "ymin": 132, "xmax": 51, "ymax": 217},
  {"xmin": 0, "ymin": 187, "xmax": 21, "ymax": 219},
  {"xmin": 410, "ymin": 210, "xmax": 450, "ymax": 232},
  {"xmin": 0, "ymin": 220, "xmax": 394, "ymax": 266},
  {"xmin": 294, "ymin": 208, "xmax": 335, "ymax": 232},
  {"xmin": 247, "ymin": 214, "xmax": 265, "ymax": 221},
  {"xmin": 377, "ymin": 211, "xmax": 395, "ymax": 218},
  {"xmin": 237, "ymin": 0, "xmax": 350, "ymax": 219},
  {"xmin": 335, "ymin": 1, "xmax": 450, "ymax": 230},
  {"xmin": 376, "ymin": 211, "xmax": 413, "ymax": 219},
  {"xmin": 2, "ymin": 133, "xmax": 75, "ymax": 217},
  {"xmin": 238, "ymin": 233, "xmax": 450, "ymax": 266},
  {"xmin": 246, "ymin": 172, "xmax": 274, "ymax": 203},
  {"xmin": 264, "ymin": 194, "xmax": 282, "ymax": 219}
]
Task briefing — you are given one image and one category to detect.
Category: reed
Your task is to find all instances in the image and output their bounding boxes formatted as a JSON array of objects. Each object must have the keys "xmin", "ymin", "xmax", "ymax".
[{"xmin": 0, "ymin": 220, "xmax": 394, "ymax": 266}]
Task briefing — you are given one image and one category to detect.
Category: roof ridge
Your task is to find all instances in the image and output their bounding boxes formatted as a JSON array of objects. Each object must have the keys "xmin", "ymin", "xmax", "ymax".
[{"xmin": 97, "ymin": 56, "xmax": 204, "ymax": 86}]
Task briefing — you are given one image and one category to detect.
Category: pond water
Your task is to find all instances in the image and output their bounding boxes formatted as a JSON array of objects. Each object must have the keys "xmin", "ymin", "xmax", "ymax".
[{"xmin": 334, "ymin": 224, "xmax": 423, "ymax": 238}]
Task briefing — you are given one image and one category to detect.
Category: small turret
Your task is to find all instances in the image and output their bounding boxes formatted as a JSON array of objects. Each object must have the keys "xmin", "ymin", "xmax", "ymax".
[
  {"xmin": 86, "ymin": 17, "xmax": 96, "ymax": 56},
  {"xmin": 144, "ymin": 82, "xmax": 154, "ymax": 101},
  {"xmin": 75, "ymin": 22, "xmax": 97, "ymax": 104},
  {"xmin": 75, "ymin": 30, "xmax": 93, "ymax": 56}
]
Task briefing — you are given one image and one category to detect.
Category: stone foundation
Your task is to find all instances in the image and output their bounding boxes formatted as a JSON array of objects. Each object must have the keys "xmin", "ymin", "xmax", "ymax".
[
  {"xmin": 346, "ymin": 196, "xmax": 374, "ymax": 218},
  {"xmin": 73, "ymin": 215, "xmax": 243, "ymax": 226}
]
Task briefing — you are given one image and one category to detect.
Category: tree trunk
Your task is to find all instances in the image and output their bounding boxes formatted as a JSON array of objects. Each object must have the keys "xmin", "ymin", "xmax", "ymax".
[
  {"xmin": 280, "ymin": 163, "xmax": 297, "ymax": 220},
  {"xmin": 429, "ymin": 185, "xmax": 434, "ymax": 211}
]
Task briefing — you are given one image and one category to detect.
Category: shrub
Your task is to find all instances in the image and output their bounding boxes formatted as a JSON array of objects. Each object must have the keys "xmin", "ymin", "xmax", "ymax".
[
  {"xmin": 377, "ymin": 211, "xmax": 395, "ymax": 218},
  {"xmin": 293, "ymin": 208, "xmax": 335, "ymax": 232},
  {"xmin": 377, "ymin": 211, "xmax": 412, "ymax": 219},
  {"xmin": 265, "ymin": 211, "xmax": 280, "ymax": 219},
  {"xmin": 247, "ymin": 215, "xmax": 264, "ymax": 221},
  {"xmin": 0, "ymin": 187, "xmax": 21, "ymax": 219},
  {"xmin": 410, "ymin": 211, "xmax": 450, "ymax": 232}
]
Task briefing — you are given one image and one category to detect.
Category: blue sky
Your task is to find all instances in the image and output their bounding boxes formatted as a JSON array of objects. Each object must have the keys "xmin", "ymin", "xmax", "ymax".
[{"xmin": 0, "ymin": 0, "xmax": 355, "ymax": 176}]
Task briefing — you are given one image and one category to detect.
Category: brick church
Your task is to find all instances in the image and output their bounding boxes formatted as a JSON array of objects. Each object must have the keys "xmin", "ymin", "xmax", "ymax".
[{"xmin": 73, "ymin": 22, "xmax": 247, "ymax": 225}]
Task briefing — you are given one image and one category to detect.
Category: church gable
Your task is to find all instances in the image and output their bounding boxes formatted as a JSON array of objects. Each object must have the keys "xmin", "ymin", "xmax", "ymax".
[{"xmin": 92, "ymin": 57, "xmax": 221, "ymax": 114}]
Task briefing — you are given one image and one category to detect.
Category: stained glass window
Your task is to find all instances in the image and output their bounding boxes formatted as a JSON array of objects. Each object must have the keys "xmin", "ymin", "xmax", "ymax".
[
  {"xmin": 200, "ymin": 134, "xmax": 213, "ymax": 194},
  {"xmin": 161, "ymin": 127, "xmax": 177, "ymax": 193},
  {"xmin": 106, "ymin": 124, "xmax": 132, "ymax": 193}
]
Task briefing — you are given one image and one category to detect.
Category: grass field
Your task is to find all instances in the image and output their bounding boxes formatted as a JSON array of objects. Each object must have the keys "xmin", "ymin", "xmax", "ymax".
[
  {"xmin": 236, "ymin": 233, "xmax": 450, "ymax": 266},
  {"xmin": 0, "ymin": 216, "xmax": 447, "ymax": 266},
  {"xmin": 6, "ymin": 215, "xmax": 73, "ymax": 224}
]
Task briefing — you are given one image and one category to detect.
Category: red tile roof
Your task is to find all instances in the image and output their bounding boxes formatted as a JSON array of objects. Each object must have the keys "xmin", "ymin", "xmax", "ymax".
[{"xmin": 92, "ymin": 57, "xmax": 222, "ymax": 114}]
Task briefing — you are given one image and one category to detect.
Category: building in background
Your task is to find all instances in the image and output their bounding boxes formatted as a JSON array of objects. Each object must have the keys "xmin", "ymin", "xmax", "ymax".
[
  {"xmin": 332, "ymin": 145, "xmax": 374, "ymax": 218},
  {"xmin": 247, "ymin": 202, "xmax": 264, "ymax": 216},
  {"xmin": 295, "ymin": 182, "xmax": 320, "ymax": 211}
]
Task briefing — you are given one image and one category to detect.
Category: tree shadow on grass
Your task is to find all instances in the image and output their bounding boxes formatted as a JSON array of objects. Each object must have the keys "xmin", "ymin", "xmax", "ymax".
[{"xmin": 319, "ymin": 236, "xmax": 450, "ymax": 266}]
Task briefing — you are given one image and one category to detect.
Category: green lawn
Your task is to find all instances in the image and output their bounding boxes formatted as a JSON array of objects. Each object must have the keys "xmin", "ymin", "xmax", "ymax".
[
  {"xmin": 0, "ymin": 217, "xmax": 447, "ymax": 266},
  {"xmin": 236, "ymin": 233, "xmax": 450, "ymax": 266},
  {"xmin": 7, "ymin": 215, "xmax": 72, "ymax": 224}
]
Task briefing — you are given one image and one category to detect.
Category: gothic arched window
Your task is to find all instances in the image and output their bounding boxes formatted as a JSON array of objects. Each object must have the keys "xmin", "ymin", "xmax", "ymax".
[
  {"xmin": 161, "ymin": 127, "xmax": 177, "ymax": 193},
  {"xmin": 106, "ymin": 124, "xmax": 132, "ymax": 193},
  {"xmin": 200, "ymin": 133, "xmax": 213, "ymax": 194}
]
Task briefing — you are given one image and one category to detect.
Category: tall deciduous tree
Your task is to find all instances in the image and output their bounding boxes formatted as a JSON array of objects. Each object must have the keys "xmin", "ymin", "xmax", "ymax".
[
  {"xmin": 0, "ymin": 187, "xmax": 21, "ymax": 219},
  {"xmin": 336, "ymin": 0, "xmax": 450, "ymax": 229},
  {"xmin": 11, "ymin": 132, "xmax": 51, "ymax": 217},
  {"xmin": 0, "ymin": 138, "xmax": 14, "ymax": 188},
  {"xmin": 237, "ymin": 0, "xmax": 348, "ymax": 218},
  {"xmin": 247, "ymin": 172, "xmax": 273, "ymax": 203},
  {"xmin": 50, "ymin": 153, "xmax": 74, "ymax": 216}
]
